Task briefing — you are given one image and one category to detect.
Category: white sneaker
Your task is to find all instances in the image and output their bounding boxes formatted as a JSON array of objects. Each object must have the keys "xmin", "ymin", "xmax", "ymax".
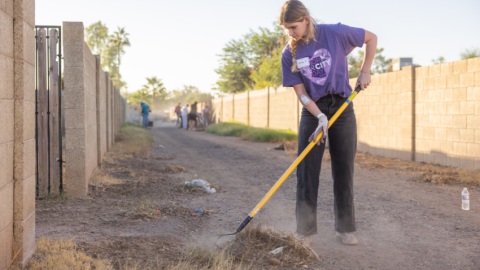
[
  {"xmin": 298, "ymin": 235, "xmax": 313, "ymax": 247},
  {"xmin": 336, "ymin": 232, "xmax": 358, "ymax": 245}
]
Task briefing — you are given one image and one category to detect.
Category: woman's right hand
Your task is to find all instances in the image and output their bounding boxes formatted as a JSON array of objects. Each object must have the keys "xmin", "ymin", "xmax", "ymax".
[{"xmin": 308, "ymin": 113, "xmax": 329, "ymax": 145}]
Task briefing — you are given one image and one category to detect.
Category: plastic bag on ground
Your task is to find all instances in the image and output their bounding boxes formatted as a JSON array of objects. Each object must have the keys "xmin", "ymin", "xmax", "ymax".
[
  {"xmin": 204, "ymin": 186, "xmax": 216, "ymax": 194},
  {"xmin": 184, "ymin": 179, "xmax": 216, "ymax": 194}
]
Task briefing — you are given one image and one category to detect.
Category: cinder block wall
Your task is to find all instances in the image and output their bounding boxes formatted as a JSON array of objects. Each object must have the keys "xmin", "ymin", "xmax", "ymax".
[
  {"xmin": 233, "ymin": 92, "xmax": 248, "ymax": 124},
  {"xmin": 0, "ymin": 0, "xmax": 36, "ymax": 268},
  {"xmin": 268, "ymin": 87, "xmax": 299, "ymax": 132},
  {"xmin": 352, "ymin": 66, "xmax": 415, "ymax": 161},
  {"xmin": 84, "ymin": 42, "xmax": 97, "ymax": 184},
  {"xmin": 211, "ymin": 58, "xmax": 480, "ymax": 169},
  {"xmin": 64, "ymin": 22, "xmax": 127, "ymax": 197},
  {"xmin": 248, "ymin": 88, "xmax": 269, "ymax": 128},
  {"xmin": 415, "ymin": 58, "xmax": 480, "ymax": 169},
  {"xmin": 0, "ymin": 2, "xmax": 15, "ymax": 269},
  {"xmin": 222, "ymin": 95, "xmax": 233, "ymax": 122},
  {"xmin": 96, "ymin": 56, "xmax": 107, "ymax": 167}
]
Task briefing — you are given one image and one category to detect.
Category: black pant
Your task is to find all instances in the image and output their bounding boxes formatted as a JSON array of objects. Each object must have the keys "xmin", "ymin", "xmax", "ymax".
[{"xmin": 296, "ymin": 94, "xmax": 357, "ymax": 236}]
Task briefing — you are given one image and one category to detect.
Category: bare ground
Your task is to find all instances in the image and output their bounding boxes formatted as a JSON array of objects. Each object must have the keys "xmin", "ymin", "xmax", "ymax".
[{"xmin": 35, "ymin": 123, "xmax": 480, "ymax": 269}]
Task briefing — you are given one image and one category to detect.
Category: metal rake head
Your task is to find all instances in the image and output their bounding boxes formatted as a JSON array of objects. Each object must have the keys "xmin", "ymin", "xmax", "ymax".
[{"xmin": 214, "ymin": 231, "xmax": 244, "ymax": 254}]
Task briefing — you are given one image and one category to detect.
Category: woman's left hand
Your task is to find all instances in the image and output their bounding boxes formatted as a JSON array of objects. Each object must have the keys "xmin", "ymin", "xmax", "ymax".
[{"xmin": 356, "ymin": 72, "xmax": 371, "ymax": 90}]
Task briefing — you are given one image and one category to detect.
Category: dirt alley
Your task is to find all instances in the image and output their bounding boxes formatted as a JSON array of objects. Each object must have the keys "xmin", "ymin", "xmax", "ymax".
[{"xmin": 36, "ymin": 123, "xmax": 480, "ymax": 269}]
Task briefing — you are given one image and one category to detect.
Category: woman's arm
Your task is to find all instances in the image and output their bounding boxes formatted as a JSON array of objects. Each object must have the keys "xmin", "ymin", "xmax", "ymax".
[
  {"xmin": 292, "ymin": 83, "xmax": 321, "ymax": 116},
  {"xmin": 356, "ymin": 30, "xmax": 377, "ymax": 90}
]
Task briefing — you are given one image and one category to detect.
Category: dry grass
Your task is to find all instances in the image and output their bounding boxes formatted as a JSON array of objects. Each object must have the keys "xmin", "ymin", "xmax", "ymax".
[
  {"xmin": 115, "ymin": 123, "xmax": 154, "ymax": 157},
  {"xmin": 90, "ymin": 169, "xmax": 124, "ymax": 187},
  {"xmin": 127, "ymin": 195, "xmax": 161, "ymax": 219},
  {"xmin": 226, "ymin": 224, "xmax": 320, "ymax": 267},
  {"xmin": 164, "ymin": 164, "xmax": 186, "ymax": 173},
  {"xmin": 356, "ymin": 152, "xmax": 480, "ymax": 186},
  {"xmin": 23, "ymin": 237, "xmax": 112, "ymax": 270},
  {"xmin": 170, "ymin": 247, "xmax": 248, "ymax": 270},
  {"xmin": 284, "ymin": 141, "xmax": 298, "ymax": 156},
  {"xmin": 283, "ymin": 140, "xmax": 480, "ymax": 187}
]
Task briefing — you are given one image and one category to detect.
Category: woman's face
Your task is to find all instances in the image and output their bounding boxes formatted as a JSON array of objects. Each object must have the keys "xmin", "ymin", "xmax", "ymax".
[{"xmin": 282, "ymin": 17, "xmax": 309, "ymax": 41}]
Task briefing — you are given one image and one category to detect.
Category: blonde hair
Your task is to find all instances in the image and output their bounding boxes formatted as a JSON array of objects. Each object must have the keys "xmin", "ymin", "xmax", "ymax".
[{"xmin": 278, "ymin": 0, "xmax": 317, "ymax": 72}]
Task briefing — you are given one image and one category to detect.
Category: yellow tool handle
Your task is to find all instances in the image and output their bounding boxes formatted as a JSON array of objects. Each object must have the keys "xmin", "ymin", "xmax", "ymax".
[{"xmin": 248, "ymin": 87, "xmax": 361, "ymax": 218}]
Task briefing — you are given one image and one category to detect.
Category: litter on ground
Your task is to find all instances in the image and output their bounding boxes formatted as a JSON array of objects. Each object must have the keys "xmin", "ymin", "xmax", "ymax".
[{"xmin": 184, "ymin": 179, "xmax": 216, "ymax": 194}]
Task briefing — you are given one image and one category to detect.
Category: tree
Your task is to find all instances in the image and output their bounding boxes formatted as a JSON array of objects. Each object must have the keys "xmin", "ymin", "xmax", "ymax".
[
  {"xmin": 250, "ymin": 44, "xmax": 284, "ymax": 89},
  {"xmin": 142, "ymin": 77, "xmax": 166, "ymax": 111},
  {"xmin": 215, "ymin": 22, "xmax": 284, "ymax": 93},
  {"xmin": 109, "ymin": 27, "xmax": 131, "ymax": 89},
  {"xmin": 432, "ymin": 56, "xmax": 445, "ymax": 64},
  {"xmin": 85, "ymin": 21, "xmax": 108, "ymax": 54},
  {"xmin": 348, "ymin": 48, "xmax": 392, "ymax": 78},
  {"xmin": 460, "ymin": 47, "xmax": 480, "ymax": 60},
  {"xmin": 127, "ymin": 88, "xmax": 151, "ymax": 106},
  {"xmin": 215, "ymin": 38, "xmax": 253, "ymax": 93},
  {"xmin": 84, "ymin": 22, "xmax": 129, "ymax": 91}
]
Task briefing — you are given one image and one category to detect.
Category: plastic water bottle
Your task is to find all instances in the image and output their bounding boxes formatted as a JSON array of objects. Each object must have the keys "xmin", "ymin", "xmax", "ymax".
[{"xmin": 462, "ymin": 188, "xmax": 470, "ymax": 210}]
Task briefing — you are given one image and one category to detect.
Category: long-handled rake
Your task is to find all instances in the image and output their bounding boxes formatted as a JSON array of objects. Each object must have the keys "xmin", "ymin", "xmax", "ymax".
[{"xmin": 215, "ymin": 85, "xmax": 363, "ymax": 253}]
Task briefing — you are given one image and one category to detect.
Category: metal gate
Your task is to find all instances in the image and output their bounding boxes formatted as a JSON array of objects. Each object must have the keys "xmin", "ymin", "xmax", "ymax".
[{"xmin": 35, "ymin": 26, "xmax": 63, "ymax": 198}]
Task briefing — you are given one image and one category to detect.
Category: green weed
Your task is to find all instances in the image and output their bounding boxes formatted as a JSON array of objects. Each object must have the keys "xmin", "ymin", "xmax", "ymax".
[{"xmin": 206, "ymin": 122, "xmax": 297, "ymax": 142}]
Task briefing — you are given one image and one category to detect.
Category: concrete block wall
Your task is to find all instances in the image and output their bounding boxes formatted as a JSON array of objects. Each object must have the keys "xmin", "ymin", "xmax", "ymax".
[
  {"xmin": 0, "ymin": 0, "xmax": 36, "ymax": 268},
  {"xmin": 213, "ymin": 87, "xmax": 300, "ymax": 132},
  {"xmin": 0, "ymin": 2, "xmax": 15, "ymax": 268},
  {"xmin": 211, "ymin": 98, "xmax": 222, "ymax": 123},
  {"xmin": 268, "ymin": 87, "xmax": 300, "ymax": 133},
  {"xmin": 233, "ymin": 92, "xmax": 248, "ymax": 124},
  {"xmin": 64, "ymin": 21, "xmax": 126, "ymax": 197},
  {"xmin": 415, "ymin": 58, "xmax": 480, "ymax": 169},
  {"xmin": 212, "ymin": 58, "xmax": 480, "ymax": 169},
  {"xmin": 222, "ymin": 95, "xmax": 233, "ymax": 122},
  {"xmin": 248, "ymin": 88, "xmax": 269, "ymax": 128},
  {"xmin": 84, "ymin": 42, "xmax": 97, "ymax": 187},
  {"xmin": 0, "ymin": 1, "xmax": 15, "ymax": 268},
  {"xmin": 95, "ymin": 56, "xmax": 107, "ymax": 167},
  {"xmin": 352, "ymin": 65, "xmax": 415, "ymax": 161}
]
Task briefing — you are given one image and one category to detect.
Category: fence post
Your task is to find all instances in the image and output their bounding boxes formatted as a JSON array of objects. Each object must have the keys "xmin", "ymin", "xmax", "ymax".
[{"xmin": 232, "ymin": 93, "xmax": 235, "ymax": 122}]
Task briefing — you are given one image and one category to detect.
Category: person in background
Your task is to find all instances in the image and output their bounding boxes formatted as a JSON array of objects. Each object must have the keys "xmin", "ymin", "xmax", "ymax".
[
  {"xmin": 175, "ymin": 103, "xmax": 182, "ymax": 128},
  {"xmin": 140, "ymin": 102, "xmax": 150, "ymax": 128},
  {"xmin": 202, "ymin": 102, "xmax": 210, "ymax": 127},
  {"xmin": 188, "ymin": 101, "xmax": 198, "ymax": 131},
  {"xmin": 181, "ymin": 104, "xmax": 188, "ymax": 129}
]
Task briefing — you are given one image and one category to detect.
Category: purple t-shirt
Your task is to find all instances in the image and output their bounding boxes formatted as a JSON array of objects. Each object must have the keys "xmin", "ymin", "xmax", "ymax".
[{"xmin": 281, "ymin": 23, "xmax": 365, "ymax": 101}]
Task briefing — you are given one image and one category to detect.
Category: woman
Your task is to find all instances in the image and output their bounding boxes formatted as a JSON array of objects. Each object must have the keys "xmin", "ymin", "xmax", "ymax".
[
  {"xmin": 188, "ymin": 101, "xmax": 198, "ymax": 131},
  {"xmin": 279, "ymin": 0, "xmax": 377, "ymax": 246},
  {"xmin": 202, "ymin": 102, "xmax": 210, "ymax": 127}
]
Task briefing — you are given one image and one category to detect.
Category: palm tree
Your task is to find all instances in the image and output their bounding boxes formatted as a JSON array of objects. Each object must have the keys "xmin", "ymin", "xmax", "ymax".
[
  {"xmin": 109, "ymin": 27, "xmax": 131, "ymax": 87},
  {"xmin": 142, "ymin": 77, "xmax": 167, "ymax": 111}
]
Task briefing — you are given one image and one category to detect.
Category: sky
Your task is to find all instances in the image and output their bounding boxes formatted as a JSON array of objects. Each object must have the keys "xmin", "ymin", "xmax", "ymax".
[{"xmin": 36, "ymin": 0, "xmax": 480, "ymax": 96}]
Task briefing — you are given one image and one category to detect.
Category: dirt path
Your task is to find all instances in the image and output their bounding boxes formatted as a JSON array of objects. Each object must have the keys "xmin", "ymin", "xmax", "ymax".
[
  {"xmin": 150, "ymin": 123, "xmax": 480, "ymax": 269},
  {"xmin": 36, "ymin": 123, "xmax": 480, "ymax": 269}
]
